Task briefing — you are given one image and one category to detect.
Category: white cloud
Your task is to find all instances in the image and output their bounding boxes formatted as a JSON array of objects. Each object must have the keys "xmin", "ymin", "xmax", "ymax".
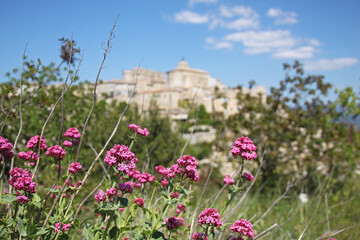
[
  {"xmin": 209, "ymin": 5, "xmax": 260, "ymax": 31},
  {"xmin": 174, "ymin": 11, "xmax": 209, "ymax": 24},
  {"xmin": 304, "ymin": 58, "xmax": 358, "ymax": 71},
  {"xmin": 206, "ymin": 37, "xmax": 233, "ymax": 50},
  {"xmin": 189, "ymin": 0, "xmax": 217, "ymax": 7},
  {"xmin": 219, "ymin": 5, "xmax": 258, "ymax": 18},
  {"xmin": 267, "ymin": 8, "xmax": 298, "ymax": 25},
  {"xmin": 306, "ymin": 38, "xmax": 322, "ymax": 46},
  {"xmin": 226, "ymin": 18, "xmax": 260, "ymax": 30},
  {"xmin": 225, "ymin": 30, "xmax": 296, "ymax": 50},
  {"xmin": 272, "ymin": 46, "xmax": 316, "ymax": 59}
]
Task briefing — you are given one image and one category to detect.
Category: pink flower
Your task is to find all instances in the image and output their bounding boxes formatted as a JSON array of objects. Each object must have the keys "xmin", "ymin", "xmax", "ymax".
[
  {"xmin": 128, "ymin": 124, "xmax": 138, "ymax": 130},
  {"xmin": 9, "ymin": 167, "xmax": 37, "ymax": 194},
  {"xmin": 137, "ymin": 172, "xmax": 155, "ymax": 183},
  {"xmin": 54, "ymin": 223, "xmax": 62, "ymax": 233},
  {"xmin": 104, "ymin": 144, "xmax": 137, "ymax": 174},
  {"xmin": 170, "ymin": 192, "xmax": 179, "ymax": 198},
  {"xmin": 63, "ymin": 140, "xmax": 73, "ymax": 147},
  {"xmin": 61, "ymin": 223, "xmax": 71, "ymax": 232},
  {"xmin": 0, "ymin": 136, "xmax": 14, "ymax": 161},
  {"xmin": 231, "ymin": 137, "xmax": 257, "ymax": 161},
  {"xmin": 106, "ymin": 188, "xmax": 116, "ymax": 197},
  {"xmin": 177, "ymin": 204, "xmax": 186, "ymax": 214},
  {"xmin": 192, "ymin": 232, "xmax": 209, "ymax": 240},
  {"xmin": 119, "ymin": 183, "xmax": 134, "ymax": 193},
  {"xmin": 64, "ymin": 128, "xmax": 81, "ymax": 139},
  {"xmin": 134, "ymin": 198, "xmax": 144, "ymax": 207},
  {"xmin": 223, "ymin": 175, "xmax": 235, "ymax": 186},
  {"xmin": 161, "ymin": 178, "xmax": 169, "ymax": 187},
  {"xmin": 68, "ymin": 162, "xmax": 82, "ymax": 174},
  {"xmin": 197, "ymin": 208, "xmax": 222, "ymax": 228},
  {"xmin": 17, "ymin": 195, "xmax": 29, "ymax": 204},
  {"xmin": 165, "ymin": 217, "xmax": 180, "ymax": 230},
  {"xmin": 241, "ymin": 173, "xmax": 254, "ymax": 182},
  {"xmin": 26, "ymin": 135, "xmax": 47, "ymax": 150},
  {"xmin": 95, "ymin": 190, "xmax": 106, "ymax": 203},
  {"xmin": 46, "ymin": 145, "xmax": 66, "ymax": 160},
  {"xmin": 230, "ymin": 219, "xmax": 254, "ymax": 238},
  {"xmin": 18, "ymin": 151, "xmax": 40, "ymax": 162},
  {"xmin": 136, "ymin": 127, "xmax": 150, "ymax": 137}
]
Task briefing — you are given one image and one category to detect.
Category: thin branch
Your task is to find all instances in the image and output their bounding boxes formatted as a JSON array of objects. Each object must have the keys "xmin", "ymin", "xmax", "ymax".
[
  {"xmin": 9, "ymin": 44, "xmax": 27, "ymax": 192},
  {"xmin": 74, "ymin": 15, "xmax": 119, "ymax": 163},
  {"xmin": 253, "ymin": 223, "xmax": 278, "ymax": 240},
  {"xmin": 172, "ymin": 87, "xmax": 199, "ymax": 163},
  {"xmin": 71, "ymin": 166, "xmax": 110, "ymax": 224},
  {"xmin": 222, "ymin": 151, "xmax": 265, "ymax": 223},
  {"xmin": 252, "ymin": 179, "xmax": 294, "ymax": 227},
  {"xmin": 189, "ymin": 141, "xmax": 220, "ymax": 239},
  {"xmin": 88, "ymin": 140, "xmax": 111, "ymax": 181},
  {"xmin": 32, "ymin": 54, "xmax": 82, "ymax": 181}
]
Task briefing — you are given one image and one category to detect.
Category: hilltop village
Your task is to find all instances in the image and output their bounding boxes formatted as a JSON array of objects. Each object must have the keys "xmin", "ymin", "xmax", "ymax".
[{"xmin": 97, "ymin": 60, "xmax": 266, "ymax": 121}]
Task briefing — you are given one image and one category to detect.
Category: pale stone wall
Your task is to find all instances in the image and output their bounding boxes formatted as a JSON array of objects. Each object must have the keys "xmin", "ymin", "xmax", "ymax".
[{"xmin": 96, "ymin": 60, "xmax": 267, "ymax": 118}]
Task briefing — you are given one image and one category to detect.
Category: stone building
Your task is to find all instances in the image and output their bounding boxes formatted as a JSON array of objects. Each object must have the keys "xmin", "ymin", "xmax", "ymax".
[{"xmin": 97, "ymin": 60, "xmax": 266, "ymax": 120}]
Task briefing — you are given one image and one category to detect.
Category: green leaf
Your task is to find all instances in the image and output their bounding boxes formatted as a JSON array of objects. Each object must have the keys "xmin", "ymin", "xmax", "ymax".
[
  {"xmin": 151, "ymin": 231, "xmax": 165, "ymax": 239},
  {"xmin": 118, "ymin": 197, "xmax": 128, "ymax": 207},
  {"xmin": 109, "ymin": 226, "xmax": 118, "ymax": 239},
  {"xmin": 2, "ymin": 194, "xmax": 17, "ymax": 203},
  {"xmin": 17, "ymin": 217, "xmax": 27, "ymax": 237}
]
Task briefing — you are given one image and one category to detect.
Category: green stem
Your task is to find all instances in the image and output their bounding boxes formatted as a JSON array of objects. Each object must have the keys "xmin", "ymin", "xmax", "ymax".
[
  {"xmin": 102, "ymin": 187, "xmax": 121, "ymax": 240},
  {"xmin": 151, "ymin": 204, "xmax": 169, "ymax": 235}
]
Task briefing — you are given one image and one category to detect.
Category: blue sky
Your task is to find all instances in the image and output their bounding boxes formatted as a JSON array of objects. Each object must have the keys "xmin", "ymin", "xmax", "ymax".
[{"xmin": 0, "ymin": 0, "xmax": 359, "ymax": 93}]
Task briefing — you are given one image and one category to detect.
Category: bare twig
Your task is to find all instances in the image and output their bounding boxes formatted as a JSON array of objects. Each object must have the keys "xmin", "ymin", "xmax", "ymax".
[
  {"xmin": 31, "ymin": 54, "xmax": 82, "ymax": 181},
  {"xmin": 172, "ymin": 87, "xmax": 199, "ymax": 163},
  {"xmin": 253, "ymin": 223, "xmax": 278, "ymax": 239},
  {"xmin": 253, "ymin": 179, "xmax": 294, "ymax": 227},
  {"xmin": 71, "ymin": 166, "xmax": 110, "ymax": 224},
  {"xmin": 221, "ymin": 151, "xmax": 265, "ymax": 223},
  {"xmin": 9, "ymin": 44, "xmax": 27, "ymax": 192},
  {"xmin": 189, "ymin": 141, "xmax": 220, "ymax": 239},
  {"xmin": 74, "ymin": 15, "xmax": 119, "ymax": 163},
  {"xmin": 88, "ymin": 140, "xmax": 111, "ymax": 181}
]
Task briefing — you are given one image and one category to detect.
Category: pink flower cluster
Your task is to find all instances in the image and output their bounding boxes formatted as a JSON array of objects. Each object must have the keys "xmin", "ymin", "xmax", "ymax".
[
  {"xmin": 18, "ymin": 151, "xmax": 40, "ymax": 166},
  {"xmin": 17, "ymin": 195, "xmax": 29, "ymax": 204},
  {"xmin": 241, "ymin": 173, "xmax": 254, "ymax": 182},
  {"xmin": 94, "ymin": 190, "xmax": 107, "ymax": 204},
  {"xmin": 134, "ymin": 198, "xmax": 144, "ymax": 207},
  {"xmin": 64, "ymin": 128, "xmax": 81, "ymax": 139},
  {"xmin": 176, "ymin": 204, "xmax": 186, "ymax": 214},
  {"xmin": 63, "ymin": 127, "xmax": 81, "ymax": 147},
  {"xmin": 137, "ymin": 172, "xmax": 156, "ymax": 183},
  {"xmin": 128, "ymin": 124, "xmax": 150, "ymax": 137},
  {"xmin": 230, "ymin": 219, "xmax": 254, "ymax": 239},
  {"xmin": 0, "ymin": 136, "xmax": 14, "ymax": 160},
  {"xmin": 192, "ymin": 232, "xmax": 209, "ymax": 240},
  {"xmin": 231, "ymin": 137, "xmax": 257, "ymax": 161},
  {"xmin": 54, "ymin": 223, "xmax": 71, "ymax": 233},
  {"xmin": 104, "ymin": 144, "xmax": 137, "ymax": 174},
  {"xmin": 26, "ymin": 135, "xmax": 47, "ymax": 150},
  {"xmin": 197, "ymin": 208, "xmax": 223, "ymax": 228},
  {"xmin": 9, "ymin": 167, "xmax": 36, "ymax": 194},
  {"xmin": 119, "ymin": 183, "xmax": 134, "ymax": 194},
  {"xmin": 170, "ymin": 192, "xmax": 179, "ymax": 198},
  {"xmin": 165, "ymin": 217, "xmax": 180, "ymax": 230},
  {"xmin": 68, "ymin": 162, "xmax": 82, "ymax": 174},
  {"xmin": 46, "ymin": 145, "xmax": 66, "ymax": 160},
  {"xmin": 155, "ymin": 155, "xmax": 199, "ymax": 183},
  {"xmin": 223, "ymin": 175, "xmax": 235, "ymax": 186}
]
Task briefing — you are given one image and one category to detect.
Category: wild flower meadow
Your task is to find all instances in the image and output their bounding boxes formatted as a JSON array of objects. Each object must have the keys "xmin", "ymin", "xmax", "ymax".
[{"xmin": 1, "ymin": 19, "xmax": 355, "ymax": 240}]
